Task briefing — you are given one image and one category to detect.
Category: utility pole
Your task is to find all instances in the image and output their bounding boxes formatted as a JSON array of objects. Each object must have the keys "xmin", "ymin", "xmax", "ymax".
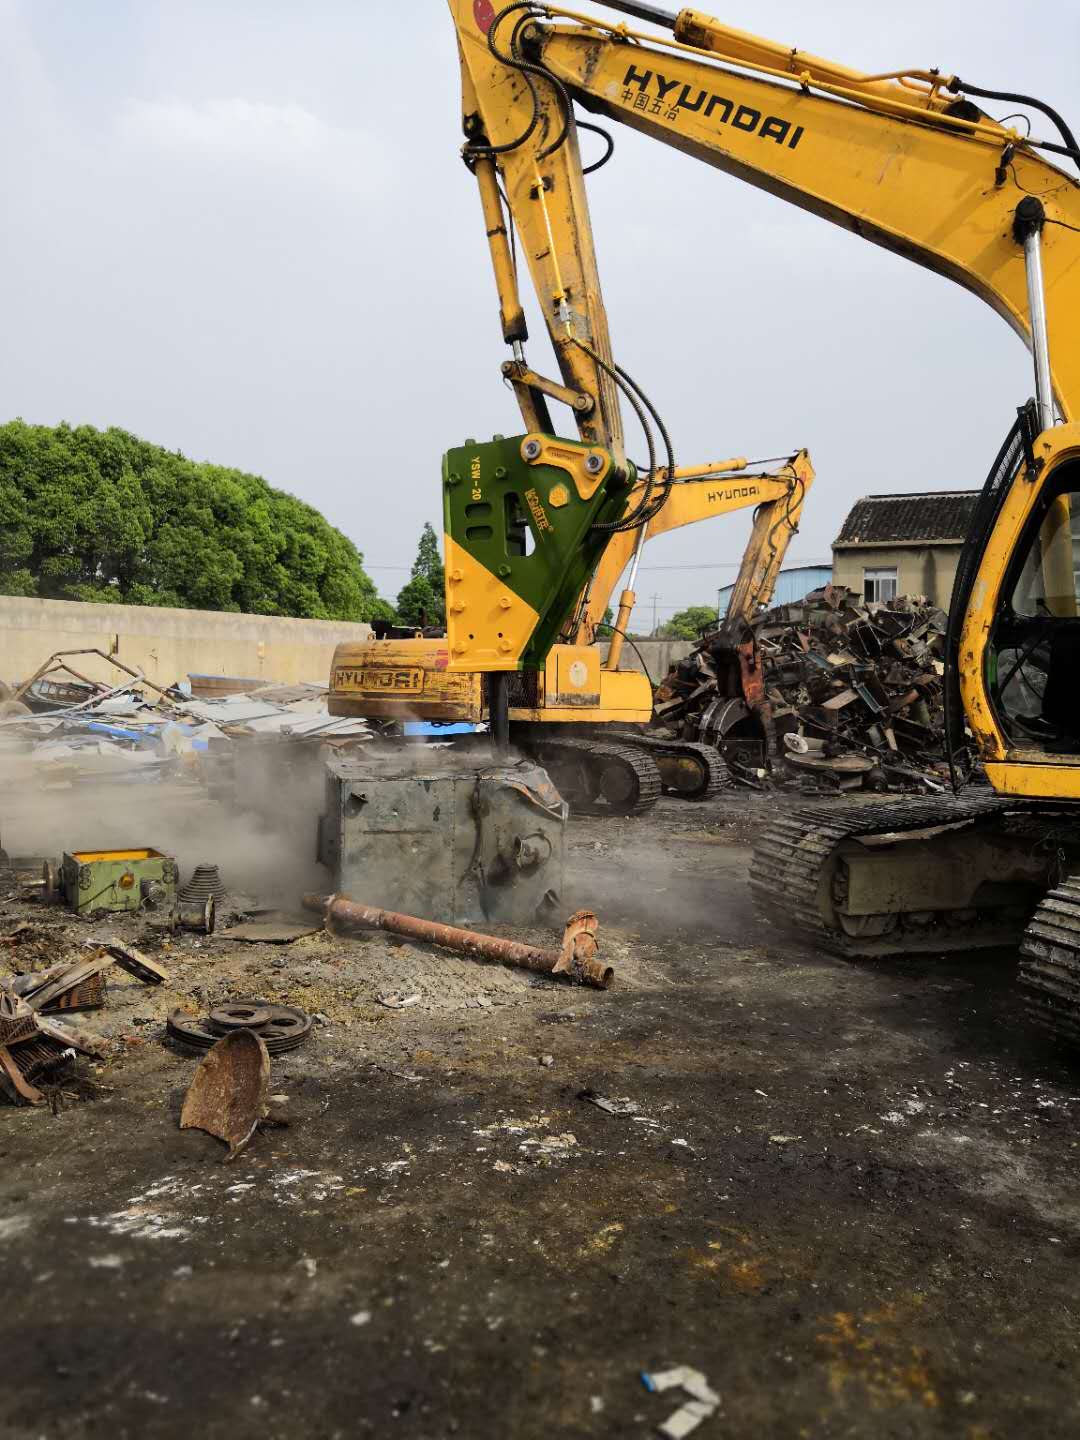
[{"xmin": 650, "ymin": 592, "xmax": 660, "ymax": 635}]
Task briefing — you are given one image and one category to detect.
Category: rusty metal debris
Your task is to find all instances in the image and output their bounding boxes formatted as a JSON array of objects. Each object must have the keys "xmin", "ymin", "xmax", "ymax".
[
  {"xmin": 11, "ymin": 954, "xmax": 113, "ymax": 1013},
  {"xmin": 98, "ymin": 940, "xmax": 170, "ymax": 986},
  {"xmin": 10, "ymin": 648, "xmax": 178, "ymax": 712},
  {"xmin": 175, "ymin": 896, "xmax": 216, "ymax": 934},
  {"xmin": 166, "ymin": 1000, "xmax": 313, "ymax": 1054},
  {"xmin": 0, "ymin": 856, "xmax": 58, "ymax": 893},
  {"xmin": 178, "ymin": 863, "xmax": 229, "ymax": 905},
  {"xmin": 654, "ymin": 585, "xmax": 951, "ymax": 792},
  {"xmin": 219, "ymin": 913, "xmax": 319, "ymax": 944},
  {"xmin": 4, "ymin": 942, "xmax": 167, "ymax": 1016},
  {"xmin": 0, "ymin": 991, "xmax": 105, "ymax": 1106},
  {"xmin": 305, "ymin": 893, "xmax": 613, "ymax": 989},
  {"xmin": 180, "ymin": 1029, "xmax": 271, "ymax": 1160}
]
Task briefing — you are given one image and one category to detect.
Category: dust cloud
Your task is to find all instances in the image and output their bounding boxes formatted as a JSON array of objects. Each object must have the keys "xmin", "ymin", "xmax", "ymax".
[
  {"xmin": 0, "ymin": 741, "xmax": 330, "ymax": 906},
  {"xmin": 566, "ymin": 821, "xmax": 758, "ymax": 938}
]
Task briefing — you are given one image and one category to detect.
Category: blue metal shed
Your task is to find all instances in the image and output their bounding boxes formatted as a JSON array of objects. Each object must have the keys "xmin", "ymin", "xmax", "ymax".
[{"xmin": 716, "ymin": 564, "xmax": 832, "ymax": 618}]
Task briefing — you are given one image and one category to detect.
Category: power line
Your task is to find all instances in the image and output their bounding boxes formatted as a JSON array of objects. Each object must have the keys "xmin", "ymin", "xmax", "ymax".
[
  {"xmin": 628, "ymin": 601, "xmax": 725, "ymax": 613},
  {"xmin": 637, "ymin": 558, "xmax": 832, "ymax": 572}
]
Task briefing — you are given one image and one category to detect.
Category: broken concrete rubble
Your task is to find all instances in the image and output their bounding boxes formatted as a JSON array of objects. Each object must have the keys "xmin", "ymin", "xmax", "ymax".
[{"xmin": 654, "ymin": 585, "xmax": 953, "ymax": 792}]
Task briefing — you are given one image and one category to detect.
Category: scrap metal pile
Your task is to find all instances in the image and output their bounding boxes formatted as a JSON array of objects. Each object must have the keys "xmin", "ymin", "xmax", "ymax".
[
  {"xmin": 0, "ymin": 649, "xmax": 371, "ymax": 791},
  {"xmin": 654, "ymin": 585, "xmax": 954, "ymax": 793}
]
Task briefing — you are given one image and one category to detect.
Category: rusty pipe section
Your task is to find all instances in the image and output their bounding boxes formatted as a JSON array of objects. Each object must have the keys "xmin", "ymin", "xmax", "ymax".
[{"xmin": 302, "ymin": 894, "xmax": 613, "ymax": 990}]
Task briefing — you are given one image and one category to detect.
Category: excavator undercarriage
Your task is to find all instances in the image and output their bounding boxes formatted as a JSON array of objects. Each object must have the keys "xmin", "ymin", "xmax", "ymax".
[
  {"xmin": 517, "ymin": 726, "xmax": 727, "ymax": 815},
  {"xmin": 750, "ymin": 793, "xmax": 1072, "ymax": 957},
  {"xmin": 751, "ymin": 792, "xmax": 1080, "ymax": 1042}
]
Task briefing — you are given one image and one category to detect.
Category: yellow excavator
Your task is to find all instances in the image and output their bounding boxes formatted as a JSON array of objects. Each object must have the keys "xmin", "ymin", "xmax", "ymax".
[
  {"xmin": 329, "ymin": 1, "xmax": 819, "ymax": 815},
  {"xmin": 392, "ymin": 0, "xmax": 1080, "ymax": 1035},
  {"xmin": 331, "ymin": 448, "xmax": 813, "ymax": 813}
]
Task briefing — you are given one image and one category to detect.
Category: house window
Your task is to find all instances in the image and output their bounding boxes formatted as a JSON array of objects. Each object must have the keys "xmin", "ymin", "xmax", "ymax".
[{"xmin": 863, "ymin": 567, "xmax": 897, "ymax": 603}]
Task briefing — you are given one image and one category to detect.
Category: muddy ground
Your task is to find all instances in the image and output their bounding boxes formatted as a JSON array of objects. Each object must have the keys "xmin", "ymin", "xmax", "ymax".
[{"xmin": 3, "ymin": 787, "xmax": 1080, "ymax": 1439}]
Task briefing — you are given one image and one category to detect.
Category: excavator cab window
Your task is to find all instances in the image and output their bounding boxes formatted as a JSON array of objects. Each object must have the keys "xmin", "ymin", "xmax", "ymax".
[{"xmin": 990, "ymin": 463, "xmax": 1080, "ymax": 753}]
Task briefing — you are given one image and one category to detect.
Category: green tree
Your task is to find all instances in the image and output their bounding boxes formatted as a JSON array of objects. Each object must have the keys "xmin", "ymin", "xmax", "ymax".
[
  {"xmin": 396, "ymin": 522, "xmax": 445, "ymax": 627},
  {"xmin": 412, "ymin": 522, "xmax": 442, "ymax": 587},
  {"xmin": 0, "ymin": 420, "xmax": 385, "ymax": 621},
  {"xmin": 657, "ymin": 604, "xmax": 718, "ymax": 640},
  {"xmin": 366, "ymin": 596, "xmax": 400, "ymax": 625}
]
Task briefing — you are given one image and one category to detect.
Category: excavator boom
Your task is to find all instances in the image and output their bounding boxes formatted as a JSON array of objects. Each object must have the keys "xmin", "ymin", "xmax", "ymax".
[{"xmin": 529, "ymin": 3, "xmax": 1080, "ymax": 415}]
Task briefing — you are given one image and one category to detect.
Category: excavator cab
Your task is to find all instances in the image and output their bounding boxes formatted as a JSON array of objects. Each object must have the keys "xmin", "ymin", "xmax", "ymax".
[
  {"xmin": 990, "ymin": 461, "xmax": 1080, "ymax": 755},
  {"xmin": 948, "ymin": 414, "xmax": 1080, "ymax": 797}
]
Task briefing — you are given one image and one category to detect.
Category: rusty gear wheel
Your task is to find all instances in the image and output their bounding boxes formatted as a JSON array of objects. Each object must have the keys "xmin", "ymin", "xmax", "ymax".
[{"xmin": 166, "ymin": 999, "xmax": 312, "ymax": 1054}]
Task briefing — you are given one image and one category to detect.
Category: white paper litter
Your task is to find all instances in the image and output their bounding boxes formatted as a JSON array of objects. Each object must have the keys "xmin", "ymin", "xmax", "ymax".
[{"xmin": 642, "ymin": 1366, "xmax": 720, "ymax": 1438}]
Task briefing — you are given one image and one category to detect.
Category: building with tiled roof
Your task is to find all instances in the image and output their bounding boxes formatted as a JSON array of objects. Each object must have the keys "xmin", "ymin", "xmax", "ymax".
[{"xmin": 832, "ymin": 491, "xmax": 980, "ymax": 607}]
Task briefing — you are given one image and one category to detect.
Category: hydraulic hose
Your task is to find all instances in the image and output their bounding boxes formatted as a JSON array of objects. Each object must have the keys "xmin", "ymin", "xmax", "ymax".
[{"xmin": 949, "ymin": 77, "xmax": 1080, "ymax": 174}]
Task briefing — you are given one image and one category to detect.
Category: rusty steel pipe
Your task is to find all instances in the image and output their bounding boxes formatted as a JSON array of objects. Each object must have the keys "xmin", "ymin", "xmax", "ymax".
[{"xmin": 303, "ymin": 893, "xmax": 613, "ymax": 989}]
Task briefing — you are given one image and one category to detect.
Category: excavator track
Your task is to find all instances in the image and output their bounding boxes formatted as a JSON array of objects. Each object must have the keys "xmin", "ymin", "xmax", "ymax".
[
  {"xmin": 750, "ymin": 791, "xmax": 1040, "ymax": 959},
  {"xmin": 523, "ymin": 736, "xmax": 662, "ymax": 817},
  {"xmin": 604, "ymin": 733, "xmax": 729, "ymax": 800},
  {"xmin": 1019, "ymin": 879, "xmax": 1080, "ymax": 1042}
]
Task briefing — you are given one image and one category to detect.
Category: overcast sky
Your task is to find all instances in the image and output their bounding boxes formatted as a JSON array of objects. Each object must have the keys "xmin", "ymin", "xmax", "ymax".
[{"xmin": 2, "ymin": 0, "xmax": 1076, "ymax": 625}]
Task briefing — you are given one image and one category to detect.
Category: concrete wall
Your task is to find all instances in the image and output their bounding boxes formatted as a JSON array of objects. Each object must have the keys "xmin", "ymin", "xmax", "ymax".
[
  {"xmin": 0, "ymin": 595, "xmax": 372, "ymax": 690},
  {"xmin": 831, "ymin": 544, "xmax": 962, "ymax": 609},
  {"xmin": 597, "ymin": 637, "xmax": 694, "ymax": 679}
]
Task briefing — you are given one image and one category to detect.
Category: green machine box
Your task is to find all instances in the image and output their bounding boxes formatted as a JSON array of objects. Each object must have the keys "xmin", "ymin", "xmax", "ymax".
[{"xmin": 59, "ymin": 848, "xmax": 178, "ymax": 916}]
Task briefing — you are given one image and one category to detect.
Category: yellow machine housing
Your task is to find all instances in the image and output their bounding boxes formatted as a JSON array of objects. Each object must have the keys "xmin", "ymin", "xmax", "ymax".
[
  {"xmin": 330, "ymin": 638, "xmax": 650, "ymax": 725},
  {"xmin": 331, "ymin": 637, "xmax": 483, "ymax": 722}
]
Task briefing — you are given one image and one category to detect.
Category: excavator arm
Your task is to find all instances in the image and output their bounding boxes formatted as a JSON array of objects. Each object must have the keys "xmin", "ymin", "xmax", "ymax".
[
  {"xmin": 453, "ymin": 21, "xmax": 624, "ymax": 458},
  {"xmin": 578, "ymin": 448, "xmax": 814, "ymax": 638}
]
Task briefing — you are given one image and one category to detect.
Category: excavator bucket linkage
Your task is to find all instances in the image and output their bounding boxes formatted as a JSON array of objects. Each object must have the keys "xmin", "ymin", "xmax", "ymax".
[{"xmin": 442, "ymin": 433, "xmax": 631, "ymax": 674}]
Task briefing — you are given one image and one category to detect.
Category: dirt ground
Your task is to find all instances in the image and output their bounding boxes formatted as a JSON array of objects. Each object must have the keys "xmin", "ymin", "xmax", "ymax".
[{"xmin": 4, "ymin": 787, "xmax": 1080, "ymax": 1440}]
